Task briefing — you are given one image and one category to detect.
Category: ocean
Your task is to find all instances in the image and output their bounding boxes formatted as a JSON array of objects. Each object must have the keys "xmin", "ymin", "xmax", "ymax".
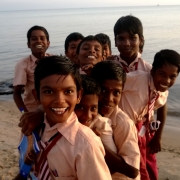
[{"xmin": 0, "ymin": 5, "xmax": 180, "ymax": 118}]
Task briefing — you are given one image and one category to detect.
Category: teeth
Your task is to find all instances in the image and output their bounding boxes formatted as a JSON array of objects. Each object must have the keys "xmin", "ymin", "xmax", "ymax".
[
  {"xmin": 160, "ymin": 84, "xmax": 168, "ymax": 88},
  {"xmin": 52, "ymin": 108, "xmax": 67, "ymax": 114},
  {"xmin": 87, "ymin": 56, "xmax": 95, "ymax": 59},
  {"xmin": 36, "ymin": 45, "xmax": 43, "ymax": 49}
]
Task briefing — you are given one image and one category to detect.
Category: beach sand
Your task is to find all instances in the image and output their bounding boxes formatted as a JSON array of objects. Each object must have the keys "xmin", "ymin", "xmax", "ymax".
[{"xmin": 0, "ymin": 97, "xmax": 180, "ymax": 180}]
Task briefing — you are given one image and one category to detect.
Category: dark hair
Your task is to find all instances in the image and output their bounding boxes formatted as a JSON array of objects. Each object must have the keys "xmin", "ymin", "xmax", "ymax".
[
  {"xmin": 27, "ymin": 25, "xmax": 49, "ymax": 43},
  {"xmin": 114, "ymin": 15, "xmax": 144, "ymax": 53},
  {"xmin": 152, "ymin": 49, "xmax": 180, "ymax": 73},
  {"xmin": 91, "ymin": 60, "xmax": 126, "ymax": 88},
  {"xmin": 34, "ymin": 55, "xmax": 82, "ymax": 99},
  {"xmin": 64, "ymin": 32, "xmax": 84, "ymax": 52},
  {"xmin": 76, "ymin": 35, "xmax": 103, "ymax": 55},
  {"xmin": 81, "ymin": 75, "xmax": 101, "ymax": 96},
  {"xmin": 95, "ymin": 33, "xmax": 111, "ymax": 52}
]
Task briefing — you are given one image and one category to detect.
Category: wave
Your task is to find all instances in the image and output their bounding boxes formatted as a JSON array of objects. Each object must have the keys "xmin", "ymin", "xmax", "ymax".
[{"xmin": 0, "ymin": 79, "xmax": 13, "ymax": 95}]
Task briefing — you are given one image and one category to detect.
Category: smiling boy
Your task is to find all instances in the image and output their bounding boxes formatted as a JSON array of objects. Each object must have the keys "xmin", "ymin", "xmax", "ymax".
[
  {"xmin": 29, "ymin": 55, "xmax": 112, "ymax": 180},
  {"xmin": 13, "ymin": 25, "xmax": 50, "ymax": 112}
]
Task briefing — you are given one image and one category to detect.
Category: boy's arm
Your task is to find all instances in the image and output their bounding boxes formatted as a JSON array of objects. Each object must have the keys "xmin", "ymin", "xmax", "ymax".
[
  {"xmin": 13, "ymin": 85, "xmax": 28, "ymax": 112},
  {"xmin": 148, "ymin": 103, "xmax": 167, "ymax": 154},
  {"xmin": 104, "ymin": 144, "xmax": 139, "ymax": 178},
  {"xmin": 19, "ymin": 105, "xmax": 44, "ymax": 135}
]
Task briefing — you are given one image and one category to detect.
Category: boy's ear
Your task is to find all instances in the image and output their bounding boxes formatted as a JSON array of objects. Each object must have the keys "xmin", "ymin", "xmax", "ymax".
[
  {"xmin": 47, "ymin": 41, "xmax": 50, "ymax": 48},
  {"xmin": 32, "ymin": 89, "xmax": 39, "ymax": 102},
  {"xmin": 76, "ymin": 88, "xmax": 83, "ymax": 104}
]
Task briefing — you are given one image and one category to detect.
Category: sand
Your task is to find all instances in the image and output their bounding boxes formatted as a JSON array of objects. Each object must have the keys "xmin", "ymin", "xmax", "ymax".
[{"xmin": 0, "ymin": 97, "xmax": 180, "ymax": 180}]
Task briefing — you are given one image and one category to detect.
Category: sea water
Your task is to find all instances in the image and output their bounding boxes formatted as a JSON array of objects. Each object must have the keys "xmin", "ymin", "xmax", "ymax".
[{"xmin": 0, "ymin": 5, "xmax": 180, "ymax": 117}]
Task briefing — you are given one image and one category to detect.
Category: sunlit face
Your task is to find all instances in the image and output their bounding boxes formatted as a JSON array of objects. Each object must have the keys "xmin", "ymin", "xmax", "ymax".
[
  {"xmin": 98, "ymin": 80, "xmax": 123, "ymax": 116},
  {"xmin": 78, "ymin": 40, "xmax": 103, "ymax": 67},
  {"xmin": 103, "ymin": 44, "xmax": 111, "ymax": 59},
  {"xmin": 75, "ymin": 94, "xmax": 98, "ymax": 127},
  {"xmin": 28, "ymin": 30, "xmax": 50, "ymax": 56},
  {"xmin": 115, "ymin": 31, "xmax": 142, "ymax": 63},
  {"xmin": 151, "ymin": 63, "xmax": 178, "ymax": 92},
  {"xmin": 39, "ymin": 74, "xmax": 81, "ymax": 127},
  {"xmin": 65, "ymin": 40, "xmax": 82, "ymax": 65}
]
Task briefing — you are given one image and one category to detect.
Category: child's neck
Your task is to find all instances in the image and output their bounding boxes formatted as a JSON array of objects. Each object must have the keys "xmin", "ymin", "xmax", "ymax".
[
  {"xmin": 32, "ymin": 52, "xmax": 46, "ymax": 60},
  {"xmin": 120, "ymin": 53, "xmax": 138, "ymax": 66}
]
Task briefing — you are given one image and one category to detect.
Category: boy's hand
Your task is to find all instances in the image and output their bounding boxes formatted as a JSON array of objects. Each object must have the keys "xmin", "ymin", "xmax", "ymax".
[
  {"xmin": 19, "ymin": 108, "xmax": 44, "ymax": 136},
  {"xmin": 147, "ymin": 135, "xmax": 161, "ymax": 154},
  {"xmin": 92, "ymin": 127, "xmax": 102, "ymax": 137},
  {"xmin": 81, "ymin": 64, "xmax": 94, "ymax": 75}
]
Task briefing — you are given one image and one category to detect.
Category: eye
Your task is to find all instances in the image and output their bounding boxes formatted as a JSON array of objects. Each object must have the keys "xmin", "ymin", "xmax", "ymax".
[
  {"xmin": 43, "ymin": 90, "xmax": 53, "ymax": 94},
  {"xmin": 65, "ymin": 89, "xmax": 74, "ymax": 94},
  {"xmin": 113, "ymin": 90, "xmax": 121, "ymax": 96},
  {"xmin": 101, "ymin": 89, "xmax": 106, "ymax": 93},
  {"xmin": 91, "ymin": 106, "xmax": 98, "ymax": 111}
]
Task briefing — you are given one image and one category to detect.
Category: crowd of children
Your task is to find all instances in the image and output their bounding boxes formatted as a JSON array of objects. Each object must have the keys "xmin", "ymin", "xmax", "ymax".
[{"xmin": 13, "ymin": 15, "xmax": 180, "ymax": 180}]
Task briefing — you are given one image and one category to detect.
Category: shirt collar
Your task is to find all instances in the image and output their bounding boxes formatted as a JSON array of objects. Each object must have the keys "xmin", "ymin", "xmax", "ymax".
[
  {"xmin": 118, "ymin": 52, "xmax": 141, "ymax": 67},
  {"xmin": 44, "ymin": 112, "xmax": 79, "ymax": 145}
]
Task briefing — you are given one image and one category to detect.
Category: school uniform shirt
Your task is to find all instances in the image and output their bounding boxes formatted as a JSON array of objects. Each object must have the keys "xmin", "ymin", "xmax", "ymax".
[
  {"xmin": 38, "ymin": 112, "xmax": 112, "ymax": 180},
  {"xmin": 109, "ymin": 52, "xmax": 152, "ymax": 73},
  {"xmin": 13, "ymin": 53, "xmax": 50, "ymax": 111},
  {"xmin": 105, "ymin": 106, "xmax": 140, "ymax": 180},
  {"xmin": 119, "ymin": 70, "xmax": 169, "ymax": 124},
  {"xmin": 89, "ymin": 114, "xmax": 117, "ymax": 153}
]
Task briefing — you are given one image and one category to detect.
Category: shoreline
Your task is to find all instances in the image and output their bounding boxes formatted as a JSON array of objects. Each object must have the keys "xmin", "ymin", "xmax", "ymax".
[{"xmin": 0, "ymin": 98, "xmax": 180, "ymax": 179}]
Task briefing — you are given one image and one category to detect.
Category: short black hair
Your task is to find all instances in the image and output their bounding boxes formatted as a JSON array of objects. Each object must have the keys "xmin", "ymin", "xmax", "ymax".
[
  {"xmin": 76, "ymin": 35, "xmax": 103, "ymax": 55},
  {"xmin": 95, "ymin": 33, "xmax": 111, "ymax": 52},
  {"xmin": 27, "ymin": 25, "xmax": 49, "ymax": 43},
  {"xmin": 34, "ymin": 55, "xmax": 82, "ymax": 99},
  {"xmin": 64, "ymin": 32, "xmax": 84, "ymax": 52},
  {"xmin": 81, "ymin": 75, "xmax": 101, "ymax": 96},
  {"xmin": 152, "ymin": 49, "xmax": 180, "ymax": 73},
  {"xmin": 114, "ymin": 15, "xmax": 144, "ymax": 53},
  {"xmin": 91, "ymin": 60, "xmax": 126, "ymax": 88}
]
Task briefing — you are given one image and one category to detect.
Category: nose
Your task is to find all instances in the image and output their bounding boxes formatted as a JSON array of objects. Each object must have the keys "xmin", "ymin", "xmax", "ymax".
[
  {"xmin": 105, "ymin": 93, "xmax": 113, "ymax": 102},
  {"xmin": 89, "ymin": 47, "xmax": 95, "ymax": 54},
  {"xmin": 54, "ymin": 92, "xmax": 65, "ymax": 104},
  {"xmin": 123, "ymin": 39, "xmax": 130, "ymax": 46},
  {"xmin": 83, "ymin": 110, "xmax": 92, "ymax": 121}
]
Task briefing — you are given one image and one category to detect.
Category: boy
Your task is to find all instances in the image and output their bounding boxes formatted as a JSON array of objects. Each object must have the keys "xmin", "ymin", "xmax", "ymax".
[
  {"xmin": 91, "ymin": 61, "xmax": 140, "ymax": 180},
  {"xmin": 17, "ymin": 55, "xmax": 112, "ymax": 180},
  {"xmin": 95, "ymin": 33, "xmax": 112, "ymax": 59},
  {"xmin": 75, "ymin": 75, "xmax": 117, "ymax": 153},
  {"xmin": 119, "ymin": 49, "xmax": 180, "ymax": 180},
  {"xmin": 76, "ymin": 35, "xmax": 104, "ymax": 75},
  {"xmin": 64, "ymin": 32, "xmax": 84, "ymax": 66},
  {"xmin": 13, "ymin": 25, "xmax": 50, "ymax": 112}
]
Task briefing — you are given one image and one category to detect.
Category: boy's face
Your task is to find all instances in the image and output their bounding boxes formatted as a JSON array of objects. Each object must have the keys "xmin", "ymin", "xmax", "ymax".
[
  {"xmin": 103, "ymin": 44, "xmax": 111, "ymax": 59},
  {"xmin": 65, "ymin": 40, "xmax": 82, "ymax": 65},
  {"xmin": 38, "ymin": 74, "xmax": 82, "ymax": 127},
  {"xmin": 78, "ymin": 40, "xmax": 103, "ymax": 68},
  {"xmin": 98, "ymin": 79, "xmax": 122, "ymax": 116},
  {"xmin": 151, "ymin": 63, "xmax": 178, "ymax": 92},
  {"xmin": 28, "ymin": 30, "xmax": 50, "ymax": 55},
  {"xmin": 115, "ymin": 31, "xmax": 142, "ymax": 60},
  {"xmin": 75, "ymin": 94, "xmax": 98, "ymax": 127}
]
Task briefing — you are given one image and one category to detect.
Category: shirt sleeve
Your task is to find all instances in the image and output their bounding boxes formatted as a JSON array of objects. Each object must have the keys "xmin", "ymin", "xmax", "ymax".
[
  {"xmin": 13, "ymin": 59, "xmax": 28, "ymax": 86},
  {"xmin": 113, "ymin": 112, "xmax": 140, "ymax": 169},
  {"xmin": 76, "ymin": 137, "xmax": 112, "ymax": 180},
  {"xmin": 91, "ymin": 116, "xmax": 117, "ymax": 154}
]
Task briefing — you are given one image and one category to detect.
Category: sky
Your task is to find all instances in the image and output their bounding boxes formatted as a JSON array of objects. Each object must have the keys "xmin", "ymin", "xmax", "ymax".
[{"xmin": 0, "ymin": 0, "xmax": 180, "ymax": 11}]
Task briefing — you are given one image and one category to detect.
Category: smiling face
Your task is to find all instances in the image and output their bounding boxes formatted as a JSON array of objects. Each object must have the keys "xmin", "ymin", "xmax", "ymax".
[
  {"xmin": 151, "ymin": 63, "xmax": 179, "ymax": 92},
  {"xmin": 115, "ymin": 31, "xmax": 142, "ymax": 64},
  {"xmin": 78, "ymin": 40, "xmax": 103, "ymax": 67},
  {"xmin": 28, "ymin": 30, "xmax": 50, "ymax": 58},
  {"xmin": 98, "ymin": 79, "xmax": 123, "ymax": 116},
  {"xmin": 65, "ymin": 39, "xmax": 82, "ymax": 65},
  {"xmin": 75, "ymin": 94, "xmax": 99, "ymax": 127},
  {"xmin": 103, "ymin": 44, "xmax": 111, "ymax": 59},
  {"xmin": 39, "ymin": 74, "xmax": 81, "ymax": 127}
]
